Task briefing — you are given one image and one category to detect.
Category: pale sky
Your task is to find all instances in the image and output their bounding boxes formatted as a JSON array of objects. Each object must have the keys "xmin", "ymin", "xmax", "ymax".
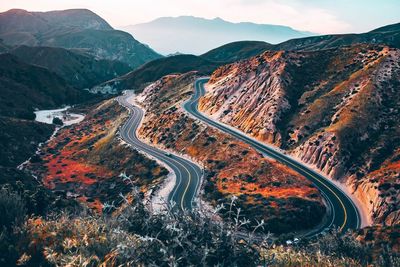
[{"xmin": 1, "ymin": 0, "xmax": 399, "ymax": 34}]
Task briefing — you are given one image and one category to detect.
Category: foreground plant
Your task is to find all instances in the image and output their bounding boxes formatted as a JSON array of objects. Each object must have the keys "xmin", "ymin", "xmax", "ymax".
[
  {"xmin": 24, "ymin": 190, "xmax": 269, "ymax": 266},
  {"xmin": 12, "ymin": 189, "xmax": 399, "ymax": 266}
]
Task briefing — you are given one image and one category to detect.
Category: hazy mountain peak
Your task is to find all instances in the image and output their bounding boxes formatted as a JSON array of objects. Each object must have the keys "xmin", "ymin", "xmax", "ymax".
[
  {"xmin": 213, "ymin": 17, "xmax": 225, "ymax": 21},
  {"xmin": 0, "ymin": 8, "xmax": 113, "ymax": 33},
  {"xmin": 4, "ymin": 8, "xmax": 30, "ymax": 14},
  {"xmin": 35, "ymin": 8, "xmax": 113, "ymax": 30}
]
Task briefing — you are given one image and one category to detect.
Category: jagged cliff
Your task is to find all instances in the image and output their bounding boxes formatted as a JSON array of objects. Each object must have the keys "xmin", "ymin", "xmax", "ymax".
[
  {"xmin": 199, "ymin": 44, "xmax": 400, "ymax": 225},
  {"xmin": 199, "ymin": 50, "xmax": 291, "ymax": 145}
]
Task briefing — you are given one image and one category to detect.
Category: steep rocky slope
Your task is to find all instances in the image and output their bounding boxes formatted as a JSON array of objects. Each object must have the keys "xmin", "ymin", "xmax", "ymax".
[
  {"xmin": 199, "ymin": 44, "xmax": 400, "ymax": 225},
  {"xmin": 137, "ymin": 73, "xmax": 325, "ymax": 234},
  {"xmin": 9, "ymin": 46, "xmax": 131, "ymax": 89},
  {"xmin": 0, "ymin": 9, "xmax": 161, "ymax": 68}
]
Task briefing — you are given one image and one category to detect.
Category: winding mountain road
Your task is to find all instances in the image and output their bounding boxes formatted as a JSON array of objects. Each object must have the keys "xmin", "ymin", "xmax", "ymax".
[
  {"xmin": 183, "ymin": 78, "xmax": 361, "ymax": 235},
  {"xmin": 117, "ymin": 78, "xmax": 361, "ymax": 236},
  {"xmin": 118, "ymin": 92, "xmax": 202, "ymax": 210}
]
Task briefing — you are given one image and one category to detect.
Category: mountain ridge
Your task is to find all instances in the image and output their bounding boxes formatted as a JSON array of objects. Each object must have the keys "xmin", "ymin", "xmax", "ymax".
[
  {"xmin": 0, "ymin": 8, "xmax": 162, "ymax": 68},
  {"xmin": 93, "ymin": 21, "xmax": 400, "ymax": 94}
]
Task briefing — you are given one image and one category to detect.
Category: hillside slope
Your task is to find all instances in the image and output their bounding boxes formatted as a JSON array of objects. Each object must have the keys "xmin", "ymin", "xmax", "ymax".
[
  {"xmin": 201, "ymin": 41, "xmax": 273, "ymax": 63},
  {"xmin": 199, "ymin": 44, "xmax": 400, "ymax": 226},
  {"xmin": 94, "ymin": 54, "xmax": 220, "ymax": 93},
  {"xmin": 0, "ymin": 9, "xmax": 162, "ymax": 68},
  {"xmin": 9, "ymin": 45, "xmax": 131, "ymax": 89},
  {"xmin": 200, "ymin": 22, "xmax": 400, "ymax": 64},
  {"xmin": 95, "ymin": 22, "xmax": 400, "ymax": 94},
  {"xmin": 0, "ymin": 53, "xmax": 93, "ymax": 170},
  {"xmin": 0, "ymin": 53, "xmax": 88, "ymax": 119},
  {"xmin": 0, "ymin": 8, "xmax": 112, "ymax": 34},
  {"xmin": 27, "ymin": 99, "xmax": 168, "ymax": 211},
  {"xmin": 275, "ymin": 22, "xmax": 400, "ymax": 51}
]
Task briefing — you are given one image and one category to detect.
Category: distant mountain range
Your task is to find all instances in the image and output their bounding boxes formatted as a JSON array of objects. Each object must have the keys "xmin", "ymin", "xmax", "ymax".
[
  {"xmin": 99, "ymin": 22, "xmax": 400, "ymax": 93},
  {"xmin": 0, "ymin": 9, "xmax": 162, "ymax": 68},
  {"xmin": 121, "ymin": 16, "xmax": 313, "ymax": 55}
]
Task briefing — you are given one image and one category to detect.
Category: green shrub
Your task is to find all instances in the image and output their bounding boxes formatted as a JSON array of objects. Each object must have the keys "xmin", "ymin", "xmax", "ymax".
[{"xmin": 0, "ymin": 187, "xmax": 26, "ymax": 230}]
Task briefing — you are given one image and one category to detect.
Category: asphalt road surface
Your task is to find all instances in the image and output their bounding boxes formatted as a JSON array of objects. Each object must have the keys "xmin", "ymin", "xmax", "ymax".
[
  {"xmin": 118, "ymin": 92, "xmax": 202, "ymax": 211},
  {"xmin": 183, "ymin": 78, "xmax": 361, "ymax": 235}
]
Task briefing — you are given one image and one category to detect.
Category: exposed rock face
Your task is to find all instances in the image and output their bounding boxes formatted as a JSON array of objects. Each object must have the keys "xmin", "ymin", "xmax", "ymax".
[
  {"xmin": 199, "ymin": 51, "xmax": 292, "ymax": 145},
  {"xmin": 199, "ymin": 45, "xmax": 400, "ymax": 225},
  {"xmin": 352, "ymin": 150, "xmax": 400, "ymax": 226},
  {"xmin": 292, "ymin": 132, "xmax": 344, "ymax": 179}
]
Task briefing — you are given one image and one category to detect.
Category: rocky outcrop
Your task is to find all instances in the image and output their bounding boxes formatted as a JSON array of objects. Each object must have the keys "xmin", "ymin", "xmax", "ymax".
[
  {"xmin": 353, "ymin": 153, "xmax": 400, "ymax": 226},
  {"xmin": 199, "ymin": 51, "xmax": 292, "ymax": 145},
  {"xmin": 292, "ymin": 131, "xmax": 346, "ymax": 179}
]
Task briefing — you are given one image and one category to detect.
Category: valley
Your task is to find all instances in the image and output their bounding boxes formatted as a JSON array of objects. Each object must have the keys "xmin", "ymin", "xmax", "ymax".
[{"xmin": 0, "ymin": 4, "xmax": 398, "ymax": 266}]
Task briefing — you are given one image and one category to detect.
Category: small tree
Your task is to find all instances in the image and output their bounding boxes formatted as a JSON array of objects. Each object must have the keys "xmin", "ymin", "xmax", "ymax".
[{"xmin": 52, "ymin": 117, "xmax": 63, "ymax": 126}]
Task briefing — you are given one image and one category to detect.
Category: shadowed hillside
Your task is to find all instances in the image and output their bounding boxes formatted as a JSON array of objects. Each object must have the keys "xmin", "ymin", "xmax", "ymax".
[
  {"xmin": 0, "ymin": 9, "xmax": 162, "ymax": 68},
  {"xmin": 9, "ymin": 45, "xmax": 131, "ymax": 89},
  {"xmin": 0, "ymin": 54, "xmax": 88, "ymax": 119},
  {"xmin": 94, "ymin": 54, "xmax": 220, "ymax": 93}
]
